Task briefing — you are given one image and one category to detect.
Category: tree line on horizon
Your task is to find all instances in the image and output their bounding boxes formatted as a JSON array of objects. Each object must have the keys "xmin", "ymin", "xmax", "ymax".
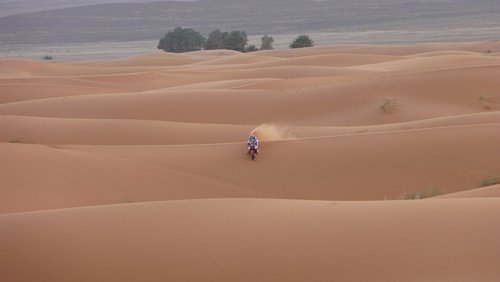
[{"xmin": 157, "ymin": 27, "xmax": 313, "ymax": 53}]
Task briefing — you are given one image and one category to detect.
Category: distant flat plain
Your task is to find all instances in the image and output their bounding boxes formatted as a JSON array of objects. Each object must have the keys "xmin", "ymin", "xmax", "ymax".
[{"xmin": 2, "ymin": 28, "xmax": 500, "ymax": 61}]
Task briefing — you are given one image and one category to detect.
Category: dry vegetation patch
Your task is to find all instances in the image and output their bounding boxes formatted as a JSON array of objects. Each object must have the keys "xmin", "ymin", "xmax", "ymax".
[
  {"xmin": 482, "ymin": 174, "xmax": 500, "ymax": 187},
  {"xmin": 381, "ymin": 97, "xmax": 399, "ymax": 113},
  {"xmin": 479, "ymin": 94, "xmax": 498, "ymax": 110}
]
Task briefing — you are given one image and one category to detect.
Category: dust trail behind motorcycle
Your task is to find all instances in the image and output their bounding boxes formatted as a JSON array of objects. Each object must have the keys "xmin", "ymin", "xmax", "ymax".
[{"xmin": 251, "ymin": 124, "xmax": 297, "ymax": 141}]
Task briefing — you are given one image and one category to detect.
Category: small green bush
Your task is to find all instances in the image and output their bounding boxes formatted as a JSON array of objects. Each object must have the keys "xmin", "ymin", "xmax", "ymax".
[
  {"xmin": 289, "ymin": 34, "xmax": 314, "ymax": 49},
  {"xmin": 246, "ymin": 45, "xmax": 258, "ymax": 52},
  {"xmin": 260, "ymin": 34, "xmax": 274, "ymax": 50}
]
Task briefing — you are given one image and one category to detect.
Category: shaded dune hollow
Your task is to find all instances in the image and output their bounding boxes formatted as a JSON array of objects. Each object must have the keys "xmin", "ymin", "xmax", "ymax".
[{"xmin": 1, "ymin": 41, "xmax": 500, "ymax": 282}]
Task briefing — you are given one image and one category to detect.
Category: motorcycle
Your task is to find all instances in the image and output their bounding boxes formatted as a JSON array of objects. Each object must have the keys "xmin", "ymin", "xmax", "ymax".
[{"xmin": 248, "ymin": 145, "xmax": 258, "ymax": 161}]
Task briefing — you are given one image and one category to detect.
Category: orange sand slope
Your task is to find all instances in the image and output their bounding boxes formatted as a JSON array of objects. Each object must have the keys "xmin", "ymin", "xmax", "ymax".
[
  {"xmin": 1, "ymin": 199, "xmax": 500, "ymax": 282},
  {"xmin": 1, "ymin": 41, "xmax": 500, "ymax": 281}
]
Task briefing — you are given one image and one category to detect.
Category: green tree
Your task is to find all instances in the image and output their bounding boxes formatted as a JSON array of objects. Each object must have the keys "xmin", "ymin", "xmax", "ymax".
[
  {"xmin": 203, "ymin": 29, "xmax": 249, "ymax": 52},
  {"xmin": 158, "ymin": 27, "xmax": 205, "ymax": 53},
  {"xmin": 260, "ymin": 34, "xmax": 274, "ymax": 50},
  {"xmin": 289, "ymin": 34, "xmax": 314, "ymax": 49},
  {"xmin": 203, "ymin": 29, "xmax": 228, "ymax": 50},
  {"xmin": 225, "ymin": 30, "xmax": 248, "ymax": 52},
  {"xmin": 246, "ymin": 45, "xmax": 258, "ymax": 52}
]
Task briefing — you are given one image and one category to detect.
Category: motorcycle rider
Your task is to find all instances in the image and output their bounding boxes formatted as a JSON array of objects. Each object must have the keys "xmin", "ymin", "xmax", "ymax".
[{"xmin": 248, "ymin": 134, "xmax": 259, "ymax": 154}]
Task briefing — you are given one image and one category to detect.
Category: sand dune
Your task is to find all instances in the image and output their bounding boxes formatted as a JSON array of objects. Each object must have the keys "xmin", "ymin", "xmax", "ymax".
[
  {"xmin": 353, "ymin": 54, "xmax": 500, "ymax": 73},
  {"xmin": 0, "ymin": 115, "xmax": 253, "ymax": 145},
  {"xmin": 2, "ymin": 56, "xmax": 498, "ymax": 125},
  {"xmin": 69, "ymin": 123, "xmax": 500, "ymax": 202},
  {"xmin": 0, "ymin": 58, "xmax": 89, "ymax": 77},
  {"xmin": 260, "ymin": 41, "xmax": 500, "ymax": 57},
  {"xmin": 0, "ymin": 83, "xmax": 119, "ymax": 103},
  {"xmin": 2, "ymin": 41, "xmax": 500, "ymax": 281},
  {"xmin": 2, "ymin": 120, "xmax": 498, "ymax": 212},
  {"xmin": 1, "ymin": 198, "xmax": 499, "ymax": 282},
  {"xmin": 73, "ymin": 52, "xmax": 209, "ymax": 67},
  {"xmin": 0, "ymin": 58, "xmax": 164, "ymax": 77},
  {"xmin": 258, "ymin": 53, "xmax": 401, "ymax": 67},
  {"xmin": 0, "ymin": 143, "xmax": 263, "ymax": 213}
]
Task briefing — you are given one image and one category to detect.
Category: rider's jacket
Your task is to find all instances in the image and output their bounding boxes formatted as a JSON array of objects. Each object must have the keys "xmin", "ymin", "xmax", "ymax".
[{"xmin": 248, "ymin": 137, "xmax": 259, "ymax": 147}]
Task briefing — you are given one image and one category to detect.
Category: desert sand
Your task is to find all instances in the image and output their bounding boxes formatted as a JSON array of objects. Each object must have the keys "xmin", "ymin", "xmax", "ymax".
[{"xmin": 1, "ymin": 41, "xmax": 500, "ymax": 281}]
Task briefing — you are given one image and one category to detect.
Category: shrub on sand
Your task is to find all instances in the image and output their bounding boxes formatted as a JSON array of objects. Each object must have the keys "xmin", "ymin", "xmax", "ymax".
[
  {"xmin": 381, "ymin": 97, "xmax": 399, "ymax": 113},
  {"xmin": 398, "ymin": 188, "xmax": 442, "ymax": 200},
  {"xmin": 481, "ymin": 174, "xmax": 500, "ymax": 187}
]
